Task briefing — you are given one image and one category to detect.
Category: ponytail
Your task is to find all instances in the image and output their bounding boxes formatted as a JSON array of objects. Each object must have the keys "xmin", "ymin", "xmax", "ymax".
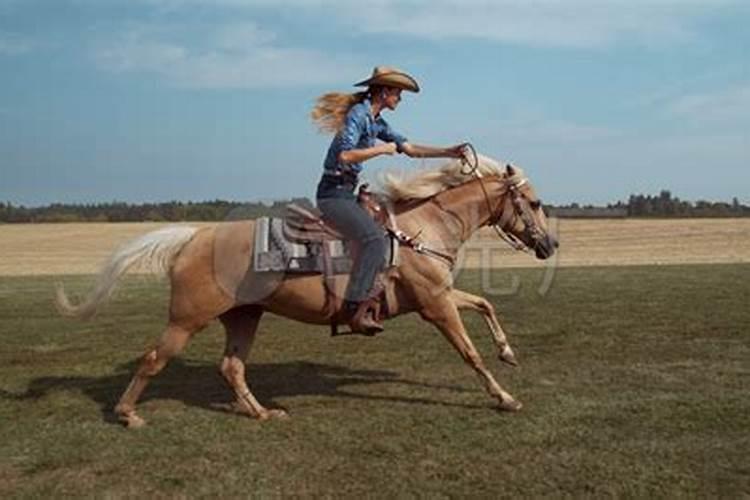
[{"xmin": 310, "ymin": 91, "xmax": 369, "ymax": 134}]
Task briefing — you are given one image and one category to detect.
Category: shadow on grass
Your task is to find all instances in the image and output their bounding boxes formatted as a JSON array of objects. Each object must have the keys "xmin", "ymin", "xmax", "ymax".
[{"xmin": 1, "ymin": 359, "xmax": 485, "ymax": 423}]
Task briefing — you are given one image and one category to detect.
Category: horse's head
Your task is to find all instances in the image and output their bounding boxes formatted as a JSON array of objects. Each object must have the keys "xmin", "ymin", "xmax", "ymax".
[{"xmin": 491, "ymin": 164, "xmax": 558, "ymax": 260}]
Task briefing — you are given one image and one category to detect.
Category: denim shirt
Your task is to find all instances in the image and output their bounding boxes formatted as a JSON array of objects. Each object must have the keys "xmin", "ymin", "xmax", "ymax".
[{"xmin": 322, "ymin": 99, "xmax": 408, "ymax": 178}]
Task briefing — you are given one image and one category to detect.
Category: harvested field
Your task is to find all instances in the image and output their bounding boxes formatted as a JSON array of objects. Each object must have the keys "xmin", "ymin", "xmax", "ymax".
[
  {"xmin": 1, "ymin": 219, "xmax": 749, "ymax": 275},
  {"xmin": 467, "ymin": 218, "xmax": 750, "ymax": 268}
]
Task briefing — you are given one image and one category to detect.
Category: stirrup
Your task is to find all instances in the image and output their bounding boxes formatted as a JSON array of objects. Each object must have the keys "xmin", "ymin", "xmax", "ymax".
[
  {"xmin": 331, "ymin": 299, "xmax": 383, "ymax": 337},
  {"xmin": 350, "ymin": 303, "xmax": 384, "ymax": 335}
]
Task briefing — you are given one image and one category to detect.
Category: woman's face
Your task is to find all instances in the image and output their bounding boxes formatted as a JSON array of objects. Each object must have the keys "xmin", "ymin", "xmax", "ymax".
[{"xmin": 382, "ymin": 87, "xmax": 403, "ymax": 111}]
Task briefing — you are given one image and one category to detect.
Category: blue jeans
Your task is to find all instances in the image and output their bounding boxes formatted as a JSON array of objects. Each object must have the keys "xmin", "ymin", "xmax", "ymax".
[{"xmin": 317, "ymin": 178, "xmax": 386, "ymax": 303}]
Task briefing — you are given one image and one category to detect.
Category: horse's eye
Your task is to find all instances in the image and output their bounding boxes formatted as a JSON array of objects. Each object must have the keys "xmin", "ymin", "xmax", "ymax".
[{"xmin": 529, "ymin": 200, "xmax": 542, "ymax": 210}]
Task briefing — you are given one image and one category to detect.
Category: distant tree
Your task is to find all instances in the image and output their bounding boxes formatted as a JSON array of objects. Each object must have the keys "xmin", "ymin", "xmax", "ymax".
[{"xmin": 0, "ymin": 193, "xmax": 746, "ymax": 223}]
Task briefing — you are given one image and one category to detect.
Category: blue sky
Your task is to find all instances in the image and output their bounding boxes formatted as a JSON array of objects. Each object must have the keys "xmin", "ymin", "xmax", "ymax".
[{"xmin": 0, "ymin": 0, "xmax": 748, "ymax": 206}]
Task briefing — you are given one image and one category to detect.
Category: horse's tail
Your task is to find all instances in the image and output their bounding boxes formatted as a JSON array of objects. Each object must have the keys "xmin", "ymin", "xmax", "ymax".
[{"xmin": 55, "ymin": 226, "xmax": 199, "ymax": 320}]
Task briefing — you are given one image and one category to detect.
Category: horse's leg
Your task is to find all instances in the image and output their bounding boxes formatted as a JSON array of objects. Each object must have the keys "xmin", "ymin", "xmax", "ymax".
[
  {"xmin": 219, "ymin": 306, "xmax": 287, "ymax": 421},
  {"xmin": 114, "ymin": 322, "xmax": 199, "ymax": 428},
  {"xmin": 420, "ymin": 296, "xmax": 522, "ymax": 411},
  {"xmin": 450, "ymin": 289, "xmax": 518, "ymax": 367}
]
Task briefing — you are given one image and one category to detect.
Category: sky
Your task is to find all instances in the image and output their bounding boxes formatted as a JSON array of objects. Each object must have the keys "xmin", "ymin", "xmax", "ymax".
[{"xmin": 0, "ymin": 0, "xmax": 748, "ymax": 206}]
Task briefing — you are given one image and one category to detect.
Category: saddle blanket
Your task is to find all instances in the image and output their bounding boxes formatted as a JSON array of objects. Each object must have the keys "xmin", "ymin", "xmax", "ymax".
[{"xmin": 253, "ymin": 217, "xmax": 396, "ymax": 274}]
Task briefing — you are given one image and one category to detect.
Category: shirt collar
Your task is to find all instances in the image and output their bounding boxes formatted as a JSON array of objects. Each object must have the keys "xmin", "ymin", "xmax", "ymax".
[{"xmin": 363, "ymin": 97, "xmax": 380, "ymax": 120}]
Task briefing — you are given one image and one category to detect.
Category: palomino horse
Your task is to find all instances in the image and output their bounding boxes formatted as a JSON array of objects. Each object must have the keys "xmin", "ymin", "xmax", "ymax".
[{"xmin": 56, "ymin": 155, "xmax": 557, "ymax": 427}]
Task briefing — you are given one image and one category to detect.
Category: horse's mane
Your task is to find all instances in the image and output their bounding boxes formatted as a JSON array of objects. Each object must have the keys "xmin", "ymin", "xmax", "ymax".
[{"xmin": 379, "ymin": 154, "xmax": 524, "ymax": 203}]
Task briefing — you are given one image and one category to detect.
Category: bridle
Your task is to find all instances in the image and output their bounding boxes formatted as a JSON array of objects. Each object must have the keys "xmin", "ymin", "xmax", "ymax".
[
  {"xmin": 390, "ymin": 144, "xmax": 548, "ymax": 269},
  {"xmin": 459, "ymin": 143, "xmax": 546, "ymax": 255}
]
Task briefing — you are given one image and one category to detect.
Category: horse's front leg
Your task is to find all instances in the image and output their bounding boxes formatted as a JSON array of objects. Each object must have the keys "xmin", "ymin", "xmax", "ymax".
[
  {"xmin": 450, "ymin": 289, "xmax": 518, "ymax": 367},
  {"xmin": 419, "ymin": 294, "xmax": 522, "ymax": 411}
]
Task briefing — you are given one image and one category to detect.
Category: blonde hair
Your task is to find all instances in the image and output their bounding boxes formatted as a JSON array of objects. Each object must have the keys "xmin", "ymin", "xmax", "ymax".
[{"xmin": 310, "ymin": 91, "xmax": 369, "ymax": 134}]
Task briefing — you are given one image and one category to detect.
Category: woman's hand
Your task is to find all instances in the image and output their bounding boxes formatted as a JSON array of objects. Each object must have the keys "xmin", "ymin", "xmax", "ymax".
[
  {"xmin": 446, "ymin": 143, "xmax": 469, "ymax": 158},
  {"xmin": 380, "ymin": 143, "xmax": 398, "ymax": 156}
]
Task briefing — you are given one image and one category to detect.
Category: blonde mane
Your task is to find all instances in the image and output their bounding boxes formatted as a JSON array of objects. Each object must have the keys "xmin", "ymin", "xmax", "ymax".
[{"xmin": 379, "ymin": 154, "xmax": 525, "ymax": 203}]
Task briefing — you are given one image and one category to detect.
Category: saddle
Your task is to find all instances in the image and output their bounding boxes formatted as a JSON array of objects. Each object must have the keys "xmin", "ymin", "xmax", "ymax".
[
  {"xmin": 283, "ymin": 184, "xmax": 390, "ymax": 243},
  {"xmin": 283, "ymin": 204, "xmax": 343, "ymax": 242},
  {"xmin": 283, "ymin": 185, "xmax": 395, "ymax": 337}
]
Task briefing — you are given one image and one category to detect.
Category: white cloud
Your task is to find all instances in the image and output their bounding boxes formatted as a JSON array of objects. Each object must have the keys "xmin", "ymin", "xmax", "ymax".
[
  {"xmin": 668, "ymin": 85, "xmax": 750, "ymax": 124},
  {"xmin": 81, "ymin": 0, "xmax": 741, "ymax": 49},
  {"xmin": 331, "ymin": 0, "xmax": 735, "ymax": 49},
  {"xmin": 94, "ymin": 22, "xmax": 361, "ymax": 89},
  {"xmin": 124, "ymin": 0, "xmax": 738, "ymax": 49}
]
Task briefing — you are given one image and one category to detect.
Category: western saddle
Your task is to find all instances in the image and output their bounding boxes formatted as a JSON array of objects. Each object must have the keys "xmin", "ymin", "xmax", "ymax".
[{"xmin": 283, "ymin": 185, "xmax": 392, "ymax": 336}]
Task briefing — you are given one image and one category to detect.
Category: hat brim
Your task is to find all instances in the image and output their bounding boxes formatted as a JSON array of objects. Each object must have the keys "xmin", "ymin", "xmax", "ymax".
[{"xmin": 354, "ymin": 72, "xmax": 420, "ymax": 93}]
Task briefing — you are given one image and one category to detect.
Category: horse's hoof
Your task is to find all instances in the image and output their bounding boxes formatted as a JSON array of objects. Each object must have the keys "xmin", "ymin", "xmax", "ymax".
[
  {"xmin": 118, "ymin": 412, "xmax": 146, "ymax": 429},
  {"xmin": 267, "ymin": 409, "xmax": 289, "ymax": 420},
  {"xmin": 258, "ymin": 409, "xmax": 289, "ymax": 421},
  {"xmin": 498, "ymin": 398, "xmax": 523, "ymax": 412},
  {"xmin": 499, "ymin": 346, "xmax": 519, "ymax": 367}
]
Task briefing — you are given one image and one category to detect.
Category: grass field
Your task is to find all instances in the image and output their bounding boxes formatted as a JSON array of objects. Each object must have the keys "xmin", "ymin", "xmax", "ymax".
[{"xmin": 1, "ymin": 265, "xmax": 748, "ymax": 497}]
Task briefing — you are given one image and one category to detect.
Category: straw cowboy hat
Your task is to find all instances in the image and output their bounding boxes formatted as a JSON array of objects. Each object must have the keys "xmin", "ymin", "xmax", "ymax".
[{"xmin": 354, "ymin": 66, "xmax": 420, "ymax": 93}]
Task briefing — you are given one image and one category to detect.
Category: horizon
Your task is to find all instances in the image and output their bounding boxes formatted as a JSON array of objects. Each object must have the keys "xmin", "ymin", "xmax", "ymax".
[
  {"xmin": 2, "ymin": 187, "xmax": 746, "ymax": 210},
  {"xmin": 1, "ymin": 1, "xmax": 748, "ymax": 207}
]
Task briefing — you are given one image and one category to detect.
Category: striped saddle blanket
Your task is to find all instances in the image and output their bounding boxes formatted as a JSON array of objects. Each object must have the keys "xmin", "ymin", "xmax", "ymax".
[{"xmin": 253, "ymin": 217, "xmax": 396, "ymax": 274}]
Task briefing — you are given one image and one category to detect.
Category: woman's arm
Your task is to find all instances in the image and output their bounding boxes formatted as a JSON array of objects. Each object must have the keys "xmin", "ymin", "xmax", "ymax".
[
  {"xmin": 401, "ymin": 142, "xmax": 465, "ymax": 159},
  {"xmin": 339, "ymin": 142, "xmax": 397, "ymax": 164}
]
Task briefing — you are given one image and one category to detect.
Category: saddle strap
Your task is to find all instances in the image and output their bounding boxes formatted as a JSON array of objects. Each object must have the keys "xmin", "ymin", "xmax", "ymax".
[{"xmin": 321, "ymin": 242, "xmax": 339, "ymax": 326}]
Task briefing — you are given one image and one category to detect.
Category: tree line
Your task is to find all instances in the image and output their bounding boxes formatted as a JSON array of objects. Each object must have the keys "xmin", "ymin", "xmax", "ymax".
[
  {"xmin": 0, "ymin": 198, "xmax": 314, "ymax": 223},
  {"xmin": 0, "ymin": 190, "xmax": 748, "ymax": 223},
  {"xmin": 549, "ymin": 190, "xmax": 749, "ymax": 218}
]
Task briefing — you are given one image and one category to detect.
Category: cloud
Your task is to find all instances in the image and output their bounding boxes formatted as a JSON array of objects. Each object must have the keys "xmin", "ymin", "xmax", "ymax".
[
  {"xmin": 0, "ymin": 31, "xmax": 34, "ymax": 55},
  {"xmin": 331, "ymin": 0, "xmax": 736, "ymax": 49},
  {"xmin": 94, "ymin": 22, "xmax": 361, "ymax": 89},
  {"xmin": 122, "ymin": 0, "xmax": 738, "ymax": 49},
  {"xmin": 667, "ymin": 84, "xmax": 750, "ymax": 124},
  {"xmin": 80, "ymin": 0, "xmax": 741, "ymax": 49}
]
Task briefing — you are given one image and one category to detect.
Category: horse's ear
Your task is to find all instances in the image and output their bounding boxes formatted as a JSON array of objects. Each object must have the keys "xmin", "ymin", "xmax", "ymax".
[{"xmin": 505, "ymin": 164, "xmax": 516, "ymax": 176}]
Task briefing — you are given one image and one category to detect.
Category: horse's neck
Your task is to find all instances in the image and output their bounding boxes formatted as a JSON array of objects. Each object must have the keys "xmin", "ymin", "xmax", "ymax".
[{"xmin": 395, "ymin": 178, "xmax": 498, "ymax": 254}]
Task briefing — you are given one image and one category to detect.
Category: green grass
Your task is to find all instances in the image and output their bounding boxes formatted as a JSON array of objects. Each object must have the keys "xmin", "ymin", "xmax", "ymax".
[{"xmin": 1, "ymin": 265, "xmax": 748, "ymax": 497}]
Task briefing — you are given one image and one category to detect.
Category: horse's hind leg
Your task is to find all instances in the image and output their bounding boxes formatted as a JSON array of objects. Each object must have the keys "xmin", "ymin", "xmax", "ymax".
[
  {"xmin": 219, "ymin": 305, "xmax": 287, "ymax": 421},
  {"xmin": 114, "ymin": 323, "xmax": 199, "ymax": 428},
  {"xmin": 450, "ymin": 289, "xmax": 518, "ymax": 366}
]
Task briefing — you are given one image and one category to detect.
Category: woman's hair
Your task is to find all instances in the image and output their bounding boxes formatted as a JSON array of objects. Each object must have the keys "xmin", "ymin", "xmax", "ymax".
[{"xmin": 310, "ymin": 89, "xmax": 374, "ymax": 134}]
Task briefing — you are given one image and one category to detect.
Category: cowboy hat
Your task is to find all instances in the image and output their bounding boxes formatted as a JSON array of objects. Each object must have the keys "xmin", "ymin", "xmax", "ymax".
[{"xmin": 354, "ymin": 66, "xmax": 420, "ymax": 93}]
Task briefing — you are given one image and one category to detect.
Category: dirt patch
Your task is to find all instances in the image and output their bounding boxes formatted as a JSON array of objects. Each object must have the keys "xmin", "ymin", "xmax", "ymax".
[{"xmin": 1, "ymin": 219, "xmax": 748, "ymax": 276}]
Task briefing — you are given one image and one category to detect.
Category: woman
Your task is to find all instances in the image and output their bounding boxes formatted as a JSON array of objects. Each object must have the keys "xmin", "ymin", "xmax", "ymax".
[{"xmin": 311, "ymin": 66, "xmax": 465, "ymax": 334}]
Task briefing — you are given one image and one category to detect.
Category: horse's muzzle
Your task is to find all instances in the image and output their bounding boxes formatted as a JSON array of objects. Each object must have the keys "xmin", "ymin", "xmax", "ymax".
[{"xmin": 534, "ymin": 235, "xmax": 558, "ymax": 260}]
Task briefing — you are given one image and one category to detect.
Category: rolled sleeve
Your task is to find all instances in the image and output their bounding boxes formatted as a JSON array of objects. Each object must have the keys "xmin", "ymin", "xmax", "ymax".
[{"xmin": 377, "ymin": 118, "xmax": 408, "ymax": 151}]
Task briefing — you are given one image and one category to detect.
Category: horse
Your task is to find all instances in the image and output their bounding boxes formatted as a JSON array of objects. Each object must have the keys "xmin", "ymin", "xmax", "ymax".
[{"xmin": 56, "ymin": 154, "xmax": 557, "ymax": 428}]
